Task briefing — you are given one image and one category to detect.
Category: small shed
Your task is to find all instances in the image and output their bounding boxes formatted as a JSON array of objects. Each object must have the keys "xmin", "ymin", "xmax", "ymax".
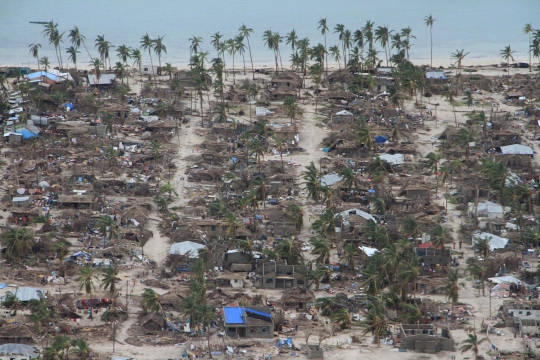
[
  {"xmin": 280, "ymin": 287, "xmax": 315, "ymax": 309},
  {"xmin": 139, "ymin": 312, "xmax": 166, "ymax": 332},
  {"xmin": 307, "ymin": 344, "xmax": 324, "ymax": 359},
  {"xmin": 11, "ymin": 196, "xmax": 30, "ymax": 207}
]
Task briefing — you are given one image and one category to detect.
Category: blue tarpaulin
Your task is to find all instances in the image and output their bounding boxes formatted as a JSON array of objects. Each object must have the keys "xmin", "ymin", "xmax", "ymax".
[
  {"xmin": 224, "ymin": 307, "xmax": 245, "ymax": 324},
  {"xmin": 15, "ymin": 128, "xmax": 39, "ymax": 139},
  {"xmin": 374, "ymin": 135, "xmax": 388, "ymax": 143},
  {"xmin": 245, "ymin": 308, "xmax": 272, "ymax": 320},
  {"xmin": 63, "ymin": 102, "xmax": 74, "ymax": 111}
]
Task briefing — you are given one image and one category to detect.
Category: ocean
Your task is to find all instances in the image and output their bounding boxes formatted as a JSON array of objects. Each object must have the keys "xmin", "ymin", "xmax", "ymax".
[{"xmin": 0, "ymin": 0, "xmax": 538, "ymax": 68}]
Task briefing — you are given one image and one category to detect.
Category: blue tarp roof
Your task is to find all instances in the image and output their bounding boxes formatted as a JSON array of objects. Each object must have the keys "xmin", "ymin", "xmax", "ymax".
[
  {"xmin": 223, "ymin": 307, "xmax": 244, "ymax": 324},
  {"xmin": 15, "ymin": 128, "xmax": 38, "ymax": 139},
  {"xmin": 245, "ymin": 308, "xmax": 272, "ymax": 320}
]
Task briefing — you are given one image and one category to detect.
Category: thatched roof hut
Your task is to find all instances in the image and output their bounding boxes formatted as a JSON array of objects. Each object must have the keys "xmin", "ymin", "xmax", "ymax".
[
  {"xmin": 0, "ymin": 324, "xmax": 34, "ymax": 344},
  {"xmin": 139, "ymin": 312, "xmax": 166, "ymax": 332},
  {"xmin": 280, "ymin": 287, "xmax": 315, "ymax": 309}
]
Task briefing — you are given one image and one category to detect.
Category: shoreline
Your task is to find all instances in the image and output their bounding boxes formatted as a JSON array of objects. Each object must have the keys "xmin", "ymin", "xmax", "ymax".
[{"xmin": 2, "ymin": 56, "xmax": 537, "ymax": 73}]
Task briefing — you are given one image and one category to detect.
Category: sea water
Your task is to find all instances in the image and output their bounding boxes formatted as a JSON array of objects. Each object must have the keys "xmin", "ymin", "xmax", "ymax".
[{"xmin": 0, "ymin": 0, "xmax": 537, "ymax": 68}]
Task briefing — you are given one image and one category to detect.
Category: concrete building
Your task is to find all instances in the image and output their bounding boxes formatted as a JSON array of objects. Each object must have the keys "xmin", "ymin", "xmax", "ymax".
[
  {"xmin": 503, "ymin": 300, "xmax": 540, "ymax": 318},
  {"xmin": 222, "ymin": 307, "xmax": 273, "ymax": 338},
  {"xmin": 398, "ymin": 324, "xmax": 454, "ymax": 353},
  {"xmin": 306, "ymin": 344, "xmax": 324, "ymax": 359},
  {"xmin": 261, "ymin": 262, "xmax": 308, "ymax": 289}
]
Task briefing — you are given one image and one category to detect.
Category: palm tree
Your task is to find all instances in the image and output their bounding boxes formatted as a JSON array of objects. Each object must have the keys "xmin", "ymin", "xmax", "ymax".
[
  {"xmin": 310, "ymin": 62, "xmax": 323, "ymax": 111},
  {"xmin": 460, "ymin": 331, "xmax": 487, "ymax": 359},
  {"xmin": 131, "ymin": 48, "xmax": 143, "ymax": 83},
  {"xmin": 97, "ymin": 215, "xmax": 117, "ymax": 244},
  {"xmin": 341, "ymin": 167, "xmax": 360, "ymax": 189},
  {"xmin": 1, "ymin": 227, "xmax": 35, "ymax": 260},
  {"xmin": 401, "ymin": 217, "xmax": 421, "ymax": 240},
  {"xmin": 101, "ymin": 304, "xmax": 127, "ymax": 322},
  {"xmin": 153, "ymin": 35, "xmax": 167, "ymax": 72},
  {"xmin": 424, "ymin": 14, "xmax": 435, "ymax": 69},
  {"xmin": 328, "ymin": 45, "xmax": 341, "ymax": 68},
  {"xmin": 42, "ymin": 20, "xmax": 63, "ymax": 68},
  {"xmin": 77, "ymin": 266, "xmax": 97, "ymax": 295},
  {"xmin": 500, "ymin": 45, "xmax": 515, "ymax": 79},
  {"xmin": 334, "ymin": 24, "xmax": 347, "ymax": 66},
  {"xmin": 116, "ymin": 44, "xmax": 132, "ymax": 67},
  {"xmin": 287, "ymin": 204, "xmax": 304, "ymax": 232},
  {"xmin": 286, "ymin": 29, "xmax": 298, "ymax": 56},
  {"xmin": 375, "ymin": 25, "xmax": 392, "ymax": 67},
  {"xmin": 425, "ymin": 152, "xmax": 441, "ymax": 194},
  {"xmin": 400, "ymin": 256, "xmax": 421, "ymax": 299},
  {"xmin": 239, "ymin": 24, "xmax": 255, "ymax": 79},
  {"xmin": 472, "ymin": 236, "xmax": 491, "ymax": 261},
  {"xmin": 180, "ymin": 296, "xmax": 198, "ymax": 326},
  {"xmin": 524, "ymin": 227, "xmax": 540, "ymax": 247},
  {"xmin": 361, "ymin": 305, "xmax": 387, "ymax": 347},
  {"xmin": 69, "ymin": 26, "xmax": 92, "ymax": 61},
  {"xmin": 468, "ymin": 263, "xmax": 488, "ymax": 296},
  {"xmin": 95, "ymin": 35, "xmax": 113, "ymax": 70},
  {"xmin": 235, "ymin": 35, "xmax": 247, "ymax": 74},
  {"xmin": 523, "ymin": 23, "xmax": 534, "ymax": 72},
  {"xmin": 141, "ymin": 288, "xmax": 163, "ymax": 314},
  {"xmin": 283, "ymin": 96, "xmax": 300, "ymax": 125},
  {"xmin": 370, "ymin": 196, "xmax": 386, "ymax": 215},
  {"xmin": 400, "ymin": 302, "xmax": 423, "ymax": 324},
  {"xmin": 318, "ymin": 18, "xmax": 329, "ymax": 76},
  {"xmin": 101, "ymin": 266, "xmax": 119, "ymax": 295},
  {"xmin": 343, "ymin": 242, "xmax": 356, "ymax": 271},
  {"xmin": 140, "ymin": 33, "xmax": 156, "ymax": 84},
  {"xmin": 310, "ymin": 236, "xmax": 331, "ymax": 265},
  {"xmin": 189, "ymin": 36, "xmax": 203, "ymax": 56},
  {"xmin": 304, "ymin": 267, "xmax": 325, "ymax": 291},
  {"xmin": 302, "ymin": 162, "xmax": 322, "ymax": 202},
  {"xmin": 276, "ymin": 238, "xmax": 303, "ymax": 265},
  {"xmin": 458, "ymin": 127, "xmax": 476, "ymax": 172},
  {"xmin": 40, "ymin": 56, "xmax": 50, "ymax": 72},
  {"xmin": 2, "ymin": 290, "xmax": 21, "ymax": 315},
  {"xmin": 315, "ymin": 296, "xmax": 336, "ymax": 316},
  {"xmin": 238, "ymin": 238, "xmax": 255, "ymax": 261},
  {"xmin": 66, "ymin": 46, "xmax": 80, "ymax": 71},
  {"xmin": 441, "ymin": 85, "xmax": 458, "ymax": 126},
  {"xmin": 331, "ymin": 308, "xmax": 352, "ymax": 329},
  {"xmin": 531, "ymin": 32, "xmax": 540, "ymax": 68},
  {"xmin": 225, "ymin": 38, "xmax": 237, "ymax": 84},
  {"xmin": 70, "ymin": 338, "xmax": 92, "ymax": 359},
  {"xmin": 451, "ymin": 48, "xmax": 470, "ymax": 77},
  {"xmin": 400, "ymin": 27, "xmax": 415, "ymax": 60},
  {"xmin": 430, "ymin": 224, "xmax": 449, "ymax": 265},
  {"xmin": 443, "ymin": 270, "xmax": 460, "ymax": 319},
  {"xmin": 28, "ymin": 43, "xmax": 42, "ymax": 70},
  {"xmin": 263, "ymin": 30, "xmax": 279, "ymax": 73}
]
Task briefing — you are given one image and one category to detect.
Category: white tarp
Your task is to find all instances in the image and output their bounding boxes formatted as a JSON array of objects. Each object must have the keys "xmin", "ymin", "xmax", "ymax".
[
  {"xmin": 378, "ymin": 154, "xmax": 405, "ymax": 165},
  {"xmin": 500, "ymin": 144, "xmax": 534, "ymax": 155},
  {"xmin": 320, "ymin": 173, "xmax": 343, "ymax": 186},
  {"xmin": 488, "ymin": 275, "xmax": 527, "ymax": 286},
  {"xmin": 335, "ymin": 110, "xmax": 353, "ymax": 116},
  {"xmin": 359, "ymin": 246, "xmax": 379, "ymax": 257},
  {"xmin": 256, "ymin": 107, "xmax": 274, "ymax": 116},
  {"xmin": 169, "ymin": 241, "xmax": 205, "ymax": 258},
  {"xmin": 473, "ymin": 232, "xmax": 509, "ymax": 251}
]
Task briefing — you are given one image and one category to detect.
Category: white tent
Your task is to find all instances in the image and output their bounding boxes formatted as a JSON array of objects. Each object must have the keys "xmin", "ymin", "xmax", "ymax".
[
  {"xmin": 169, "ymin": 241, "xmax": 205, "ymax": 258},
  {"xmin": 359, "ymin": 246, "xmax": 379, "ymax": 257},
  {"xmin": 378, "ymin": 154, "xmax": 405, "ymax": 165},
  {"xmin": 472, "ymin": 232, "xmax": 509, "ymax": 251},
  {"xmin": 500, "ymin": 144, "xmax": 534, "ymax": 155},
  {"xmin": 488, "ymin": 275, "xmax": 527, "ymax": 286}
]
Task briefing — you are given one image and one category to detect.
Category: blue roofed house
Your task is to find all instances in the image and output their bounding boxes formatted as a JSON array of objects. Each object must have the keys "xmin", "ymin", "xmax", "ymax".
[
  {"xmin": 27, "ymin": 70, "xmax": 73, "ymax": 85},
  {"xmin": 222, "ymin": 306, "xmax": 274, "ymax": 338}
]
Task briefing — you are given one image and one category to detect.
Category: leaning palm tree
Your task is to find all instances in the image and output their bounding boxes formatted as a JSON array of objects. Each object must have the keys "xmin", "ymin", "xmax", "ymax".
[
  {"xmin": 28, "ymin": 43, "xmax": 42, "ymax": 70},
  {"xmin": 131, "ymin": 48, "xmax": 143, "ymax": 83},
  {"xmin": 100, "ymin": 266, "xmax": 119, "ymax": 295},
  {"xmin": 287, "ymin": 204, "xmax": 304, "ymax": 232},
  {"xmin": 141, "ymin": 288, "xmax": 163, "ymax": 314},
  {"xmin": 458, "ymin": 127, "xmax": 476, "ymax": 172},
  {"xmin": 328, "ymin": 45, "xmax": 341, "ymax": 68},
  {"xmin": 460, "ymin": 331, "xmax": 487, "ymax": 360},
  {"xmin": 315, "ymin": 296, "xmax": 336, "ymax": 316},
  {"xmin": 331, "ymin": 308, "xmax": 352, "ymax": 329},
  {"xmin": 70, "ymin": 338, "xmax": 92, "ymax": 359},
  {"xmin": 472, "ymin": 236, "xmax": 491, "ymax": 261},
  {"xmin": 66, "ymin": 46, "xmax": 80, "ymax": 71},
  {"xmin": 68, "ymin": 26, "xmax": 92, "ymax": 61},
  {"xmin": 39, "ymin": 56, "xmax": 50, "ymax": 72},
  {"xmin": 500, "ymin": 45, "xmax": 515, "ymax": 79},
  {"xmin": 424, "ymin": 14, "xmax": 435, "ymax": 69},
  {"xmin": 400, "ymin": 302, "xmax": 423, "ymax": 324},
  {"xmin": 275, "ymin": 238, "xmax": 303, "ymax": 265},
  {"xmin": 441, "ymin": 84, "xmax": 458, "ymax": 126},
  {"xmin": 310, "ymin": 236, "xmax": 332, "ymax": 265}
]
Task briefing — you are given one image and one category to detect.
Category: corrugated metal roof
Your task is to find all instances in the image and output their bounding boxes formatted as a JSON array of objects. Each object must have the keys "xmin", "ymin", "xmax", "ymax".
[
  {"xmin": 0, "ymin": 343, "xmax": 39, "ymax": 356},
  {"xmin": 12, "ymin": 196, "xmax": 30, "ymax": 202},
  {"xmin": 223, "ymin": 307, "xmax": 245, "ymax": 324},
  {"xmin": 15, "ymin": 287, "xmax": 44, "ymax": 302}
]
